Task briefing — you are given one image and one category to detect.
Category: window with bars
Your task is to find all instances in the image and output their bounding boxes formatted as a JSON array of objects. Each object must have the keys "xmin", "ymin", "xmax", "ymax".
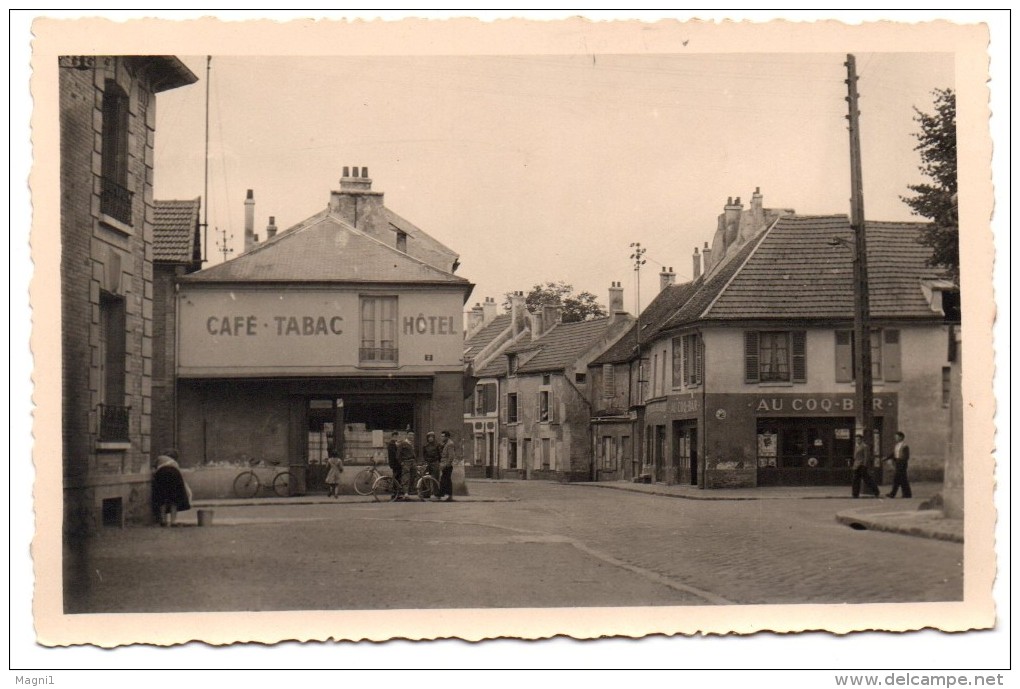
[
  {"xmin": 100, "ymin": 80, "xmax": 133, "ymax": 225},
  {"xmin": 359, "ymin": 296, "xmax": 398, "ymax": 363},
  {"xmin": 744, "ymin": 330, "xmax": 806, "ymax": 383}
]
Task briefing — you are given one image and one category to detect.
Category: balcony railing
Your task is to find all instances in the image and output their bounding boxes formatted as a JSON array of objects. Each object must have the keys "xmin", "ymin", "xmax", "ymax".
[
  {"xmin": 359, "ymin": 347, "xmax": 398, "ymax": 363},
  {"xmin": 100, "ymin": 176, "xmax": 133, "ymax": 226},
  {"xmin": 98, "ymin": 404, "xmax": 130, "ymax": 442}
]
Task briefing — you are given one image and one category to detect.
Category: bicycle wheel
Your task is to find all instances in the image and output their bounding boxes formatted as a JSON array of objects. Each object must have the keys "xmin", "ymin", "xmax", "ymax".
[
  {"xmin": 272, "ymin": 471, "xmax": 295, "ymax": 497},
  {"xmin": 353, "ymin": 468, "xmax": 379, "ymax": 496},
  {"xmin": 233, "ymin": 471, "xmax": 260, "ymax": 498},
  {"xmin": 417, "ymin": 475, "xmax": 440, "ymax": 501},
  {"xmin": 372, "ymin": 475, "xmax": 401, "ymax": 502}
]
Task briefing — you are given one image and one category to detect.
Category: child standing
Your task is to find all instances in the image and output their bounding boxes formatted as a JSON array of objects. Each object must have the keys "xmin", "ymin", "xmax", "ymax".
[{"xmin": 325, "ymin": 453, "xmax": 344, "ymax": 498}]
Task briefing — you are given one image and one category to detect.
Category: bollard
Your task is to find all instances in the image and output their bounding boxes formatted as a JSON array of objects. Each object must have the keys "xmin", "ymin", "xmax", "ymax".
[{"xmin": 197, "ymin": 509, "xmax": 214, "ymax": 527}]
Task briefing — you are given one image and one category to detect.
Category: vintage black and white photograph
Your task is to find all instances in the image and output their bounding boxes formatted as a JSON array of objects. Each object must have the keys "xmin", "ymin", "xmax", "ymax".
[{"xmin": 21, "ymin": 14, "xmax": 1001, "ymax": 657}]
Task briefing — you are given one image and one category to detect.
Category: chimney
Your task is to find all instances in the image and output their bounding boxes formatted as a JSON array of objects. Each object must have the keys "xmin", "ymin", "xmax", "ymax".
[
  {"xmin": 329, "ymin": 165, "xmax": 385, "ymax": 236},
  {"xmin": 467, "ymin": 303, "xmax": 485, "ymax": 334},
  {"xmin": 660, "ymin": 266, "xmax": 676, "ymax": 292},
  {"xmin": 510, "ymin": 291, "xmax": 528, "ymax": 337},
  {"xmin": 701, "ymin": 241, "xmax": 712, "ymax": 273},
  {"xmin": 751, "ymin": 186, "xmax": 764, "ymax": 226},
  {"xmin": 693, "ymin": 245, "xmax": 702, "ymax": 279},
  {"xmin": 244, "ymin": 189, "xmax": 255, "ymax": 253},
  {"xmin": 529, "ymin": 312, "xmax": 545, "ymax": 340},
  {"xmin": 265, "ymin": 215, "xmax": 278, "ymax": 240},
  {"xmin": 542, "ymin": 304, "xmax": 563, "ymax": 332},
  {"xmin": 482, "ymin": 296, "xmax": 498, "ymax": 324},
  {"xmin": 608, "ymin": 281, "xmax": 625, "ymax": 314}
]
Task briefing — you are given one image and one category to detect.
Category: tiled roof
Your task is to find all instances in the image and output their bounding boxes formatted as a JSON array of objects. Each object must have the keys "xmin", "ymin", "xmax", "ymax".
[
  {"xmin": 153, "ymin": 198, "xmax": 201, "ymax": 264},
  {"xmin": 591, "ymin": 280, "xmax": 702, "ymax": 365},
  {"xmin": 384, "ymin": 207, "xmax": 459, "ymax": 264},
  {"xmin": 700, "ymin": 216, "xmax": 942, "ymax": 321},
  {"xmin": 473, "ymin": 354, "xmax": 508, "ymax": 379},
  {"xmin": 180, "ymin": 212, "xmax": 471, "ymax": 286},
  {"xmin": 464, "ymin": 314, "xmax": 511, "ymax": 362},
  {"xmin": 508, "ymin": 317, "xmax": 617, "ymax": 374}
]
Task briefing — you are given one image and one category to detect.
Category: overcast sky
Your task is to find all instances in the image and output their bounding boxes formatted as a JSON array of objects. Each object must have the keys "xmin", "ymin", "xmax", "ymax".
[{"xmin": 153, "ymin": 52, "xmax": 953, "ymax": 314}]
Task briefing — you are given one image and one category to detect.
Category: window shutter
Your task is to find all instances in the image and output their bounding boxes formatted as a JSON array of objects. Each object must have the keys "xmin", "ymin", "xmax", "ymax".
[
  {"xmin": 682, "ymin": 336, "xmax": 690, "ymax": 387},
  {"xmin": 696, "ymin": 336, "xmax": 704, "ymax": 385},
  {"xmin": 603, "ymin": 363, "xmax": 615, "ymax": 398},
  {"xmin": 551, "ymin": 391, "xmax": 559, "ymax": 423},
  {"xmin": 883, "ymin": 329, "xmax": 902, "ymax": 381},
  {"xmin": 485, "ymin": 383, "xmax": 497, "ymax": 414},
  {"xmin": 834, "ymin": 331, "xmax": 853, "ymax": 383},
  {"xmin": 791, "ymin": 330, "xmax": 807, "ymax": 383},
  {"xmin": 501, "ymin": 395, "xmax": 508, "ymax": 423},
  {"xmin": 744, "ymin": 332, "xmax": 760, "ymax": 383}
]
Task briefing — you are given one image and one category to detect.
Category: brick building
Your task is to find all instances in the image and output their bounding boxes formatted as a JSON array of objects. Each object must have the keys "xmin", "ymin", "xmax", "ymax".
[
  {"xmin": 586, "ymin": 192, "xmax": 960, "ymax": 489},
  {"xmin": 152, "ymin": 198, "xmax": 203, "ymax": 456},
  {"xmin": 173, "ymin": 169, "xmax": 473, "ymax": 493},
  {"xmin": 60, "ymin": 56, "xmax": 197, "ymax": 532}
]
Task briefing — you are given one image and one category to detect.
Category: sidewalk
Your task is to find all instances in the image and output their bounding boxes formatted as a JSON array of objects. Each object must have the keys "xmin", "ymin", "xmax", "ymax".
[
  {"xmin": 568, "ymin": 479, "xmax": 963, "ymax": 543},
  {"xmin": 192, "ymin": 493, "xmax": 515, "ymax": 509}
]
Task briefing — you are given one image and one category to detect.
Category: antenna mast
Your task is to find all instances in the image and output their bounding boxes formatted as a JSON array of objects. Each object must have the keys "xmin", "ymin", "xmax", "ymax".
[{"xmin": 202, "ymin": 55, "xmax": 211, "ymax": 263}]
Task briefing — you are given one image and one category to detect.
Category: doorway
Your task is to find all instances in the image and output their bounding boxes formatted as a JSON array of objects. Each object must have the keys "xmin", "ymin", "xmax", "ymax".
[{"xmin": 672, "ymin": 421, "xmax": 698, "ymax": 486}]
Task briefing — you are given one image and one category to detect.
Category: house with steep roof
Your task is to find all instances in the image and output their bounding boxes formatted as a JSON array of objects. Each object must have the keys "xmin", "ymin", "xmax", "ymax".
[
  {"xmin": 173, "ymin": 170, "xmax": 473, "ymax": 495},
  {"xmin": 474, "ymin": 284, "xmax": 634, "ymax": 481},
  {"xmin": 628, "ymin": 195, "xmax": 957, "ymax": 489},
  {"xmin": 152, "ymin": 197, "xmax": 203, "ymax": 456}
]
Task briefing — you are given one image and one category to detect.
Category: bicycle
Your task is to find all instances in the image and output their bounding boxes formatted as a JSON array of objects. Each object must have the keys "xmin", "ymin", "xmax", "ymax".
[
  {"xmin": 372, "ymin": 462, "xmax": 439, "ymax": 502},
  {"xmin": 232, "ymin": 459, "xmax": 295, "ymax": 498},
  {"xmin": 353, "ymin": 458, "xmax": 387, "ymax": 496}
]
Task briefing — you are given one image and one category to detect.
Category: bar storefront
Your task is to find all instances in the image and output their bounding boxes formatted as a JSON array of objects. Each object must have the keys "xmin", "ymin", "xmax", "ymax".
[{"xmin": 645, "ymin": 391, "xmax": 898, "ymax": 489}]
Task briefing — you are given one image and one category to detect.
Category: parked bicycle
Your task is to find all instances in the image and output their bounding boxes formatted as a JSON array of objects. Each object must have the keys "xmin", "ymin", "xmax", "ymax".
[
  {"xmin": 372, "ymin": 462, "xmax": 439, "ymax": 502},
  {"xmin": 353, "ymin": 458, "xmax": 387, "ymax": 496},
  {"xmin": 232, "ymin": 459, "xmax": 295, "ymax": 498}
]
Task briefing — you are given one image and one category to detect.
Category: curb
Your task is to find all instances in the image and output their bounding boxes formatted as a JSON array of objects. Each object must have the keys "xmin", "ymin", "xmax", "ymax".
[
  {"xmin": 192, "ymin": 496, "xmax": 516, "ymax": 508},
  {"xmin": 834, "ymin": 508, "xmax": 963, "ymax": 543},
  {"xmin": 568, "ymin": 481, "xmax": 858, "ymax": 501}
]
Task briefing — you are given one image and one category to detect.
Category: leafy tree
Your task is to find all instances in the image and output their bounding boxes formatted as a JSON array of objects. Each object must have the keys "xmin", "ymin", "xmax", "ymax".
[
  {"xmin": 901, "ymin": 88, "xmax": 959, "ymax": 283},
  {"xmin": 503, "ymin": 281, "xmax": 608, "ymax": 323}
]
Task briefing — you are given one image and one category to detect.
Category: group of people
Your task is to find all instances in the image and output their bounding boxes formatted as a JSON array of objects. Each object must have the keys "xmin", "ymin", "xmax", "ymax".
[
  {"xmin": 387, "ymin": 429, "xmax": 456, "ymax": 501},
  {"xmin": 852, "ymin": 430, "xmax": 912, "ymax": 499}
]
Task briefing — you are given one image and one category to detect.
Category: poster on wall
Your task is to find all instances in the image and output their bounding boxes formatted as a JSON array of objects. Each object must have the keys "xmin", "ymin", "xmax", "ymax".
[{"xmin": 757, "ymin": 432, "xmax": 778, "ymax": 467}]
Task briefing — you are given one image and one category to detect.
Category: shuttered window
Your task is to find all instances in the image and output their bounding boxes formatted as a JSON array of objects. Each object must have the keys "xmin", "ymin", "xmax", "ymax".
[
  {"xmin": 834, "ymin": 328, "xmax": 901, "ymax": 382},
  {"xmin": 746, "ymin": 330, "xmax": 806, "ymax": 384},
  {"xmin": 603, "ymin": 364, "xmax": 615, "ymax": 398},
  {"xmin": 672, "ymin": 337, "xmax": 684, "ymax": 388}
]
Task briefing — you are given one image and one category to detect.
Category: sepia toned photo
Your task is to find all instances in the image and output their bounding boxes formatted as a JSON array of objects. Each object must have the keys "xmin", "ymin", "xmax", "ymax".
[{"xmin": 22, "ymin": 13, "xmax": 1001, "ymax": 658}]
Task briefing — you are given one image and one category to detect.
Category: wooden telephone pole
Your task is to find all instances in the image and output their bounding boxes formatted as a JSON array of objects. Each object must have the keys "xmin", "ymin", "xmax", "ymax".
[{"xmin": 845, "ymin": 54, "xmax": 875, "ymax": 453}]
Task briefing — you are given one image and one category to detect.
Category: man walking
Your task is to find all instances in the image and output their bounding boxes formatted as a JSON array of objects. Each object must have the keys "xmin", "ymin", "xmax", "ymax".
[
  {"xmin": 851, "ymin": 433, "xmax": 881, "ymax": 499},
  {"xmin": 437, "ymin": 430, "xmax": 455, "ymax": 502},
  {"xmin": 885, "ymin": 431, "xmax": 913, "ymax": 498}
]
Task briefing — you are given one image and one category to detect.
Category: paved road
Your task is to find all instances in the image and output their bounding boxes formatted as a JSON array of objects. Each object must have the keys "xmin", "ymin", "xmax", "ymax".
[{"xmin": 69, "ymin": 481, "xmax": 962, "ymax": 613}]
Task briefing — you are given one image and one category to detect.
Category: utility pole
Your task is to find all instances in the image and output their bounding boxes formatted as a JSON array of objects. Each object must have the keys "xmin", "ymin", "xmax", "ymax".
[
  {"xmin": 845, "ymin": 54, "xmax": 875, "ymax": 456},
  {"xmin": 202, "ymin": 55, "xmax": 211, "ymax": 263}
]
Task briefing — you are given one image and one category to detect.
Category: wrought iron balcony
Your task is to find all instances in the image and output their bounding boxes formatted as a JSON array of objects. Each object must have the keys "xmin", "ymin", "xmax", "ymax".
[
  {"xmin": 100, "ymin": 176, "xmax": 133, "ymax": 226},
  {"xmin": 359, "ymin": 347, "xmax": 398, "ymax": 363},
  {"xmin": 98, "ymin": 404, "xmax": 130, "ymax": 442}
]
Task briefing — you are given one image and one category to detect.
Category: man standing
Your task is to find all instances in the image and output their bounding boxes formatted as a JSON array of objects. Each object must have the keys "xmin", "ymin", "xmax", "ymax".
[
  {"xmin": 851, "ymin": 433, "xmax": 881, "ymax": 499},
  {"xmin": 386, "ymin": 431, "xmax": 402, "ymax": 492},
  {"xmin": 422, "ymin": 432, "xmax": 442, "ymax": 500},
  {"xmin": 885, "ymin": 431, "xmax": 913, "ymax": 498},
  {"xmin": 397, "ymin": 431, "xmax": 417, "ymax": 498},
  {"xmin": 437, "ymin": 430, "xmax": 455, "ymax": 502}
]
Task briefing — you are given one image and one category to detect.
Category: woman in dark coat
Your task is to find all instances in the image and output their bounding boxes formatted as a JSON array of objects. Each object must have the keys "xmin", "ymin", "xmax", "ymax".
[{"xmin": 153, "ymin": 449, "xmax": 191, "ymax": 526}]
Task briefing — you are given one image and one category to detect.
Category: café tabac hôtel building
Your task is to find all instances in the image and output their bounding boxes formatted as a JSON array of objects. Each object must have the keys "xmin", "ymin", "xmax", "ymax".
[{"xmin": 173, "ymin": 168, "xmax": 472, "ymax": 492}]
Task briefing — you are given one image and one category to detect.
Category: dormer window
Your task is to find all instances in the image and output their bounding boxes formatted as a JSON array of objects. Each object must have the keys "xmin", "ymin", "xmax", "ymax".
[{"xmin": 508, "ymin": 354, "xmax": 518, "ymax": 375}]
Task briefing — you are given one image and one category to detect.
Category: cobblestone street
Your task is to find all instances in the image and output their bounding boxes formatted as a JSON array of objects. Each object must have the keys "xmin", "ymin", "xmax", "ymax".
[{"xmin": 68, "ymin": 480, "xmax": 963, "ymax": 613}]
